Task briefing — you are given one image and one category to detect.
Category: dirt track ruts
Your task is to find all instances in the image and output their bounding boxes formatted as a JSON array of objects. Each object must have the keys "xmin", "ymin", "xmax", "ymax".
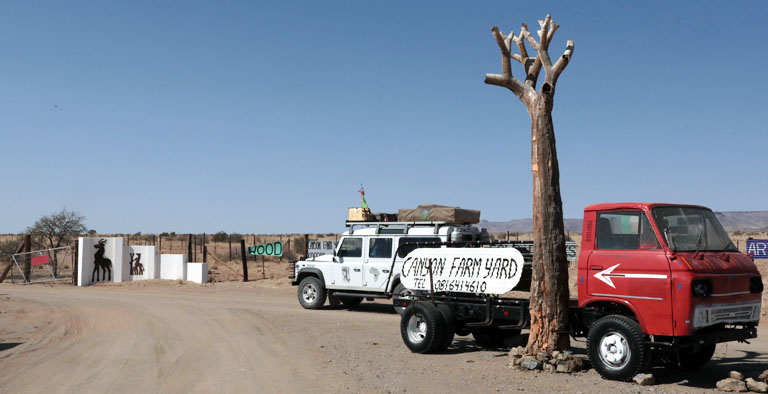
[{"xmin": 0, "ymin": 282, "xmax": 766, "ymax": 394}]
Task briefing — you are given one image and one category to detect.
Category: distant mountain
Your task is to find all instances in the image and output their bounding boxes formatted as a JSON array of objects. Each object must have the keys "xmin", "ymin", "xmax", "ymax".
[{"xmin": 479, "ymin": 211, "xmax": 768, "ymax": 233}]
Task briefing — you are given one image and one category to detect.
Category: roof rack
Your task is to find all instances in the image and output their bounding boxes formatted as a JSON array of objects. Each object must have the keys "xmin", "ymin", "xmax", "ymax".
[{"xmin": 345, "ymin": 221, "xmax": 454, "ymax": 235}]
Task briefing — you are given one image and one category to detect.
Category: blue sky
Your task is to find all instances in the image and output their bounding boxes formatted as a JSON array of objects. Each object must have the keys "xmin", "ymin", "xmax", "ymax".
[{"xmin": 1, "ymin": 1, "xmax": 766, "ymax": 234}]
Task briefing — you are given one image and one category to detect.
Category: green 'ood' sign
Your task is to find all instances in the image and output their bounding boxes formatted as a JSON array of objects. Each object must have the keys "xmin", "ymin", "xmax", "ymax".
[{"xmin": 248, "ymin": 241, "xmax": 283, "ymax": 257}]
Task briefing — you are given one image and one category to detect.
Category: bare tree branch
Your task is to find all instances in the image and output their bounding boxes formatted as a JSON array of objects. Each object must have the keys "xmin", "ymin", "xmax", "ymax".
[
  {"xmin": 552, "ymin": 40, "xmax": 574, "ymax": 82},
  {"xmin": 491, "ymin": 26, "xmax": 512, "ymax": 77},
  {"xmin": 484, "ymin": 73, "xmax": 526, "ymax": 98},
  {"xmin": 521, "ymin": 23, "xmax": 539, "ymax": 51}
]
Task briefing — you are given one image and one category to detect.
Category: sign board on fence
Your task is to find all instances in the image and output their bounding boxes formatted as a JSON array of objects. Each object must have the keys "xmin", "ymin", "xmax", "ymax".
[
  {"xmin": 308, "ymin": 241, "xmax": 338, "ymax": 258},
  {"xmin": 746, "ymin": 239, "xmax": 768, "ymax": 259},
  {"xmin": 248, "ymin": 241, "xmax": 283, "ymax": 257},
  {"xmin": 400, "ymin": 248, "xmax": 525, "ymax": 294},
  {"xmin": 31, "ymin": 255, "xmax": 50, "ymax": 266}
]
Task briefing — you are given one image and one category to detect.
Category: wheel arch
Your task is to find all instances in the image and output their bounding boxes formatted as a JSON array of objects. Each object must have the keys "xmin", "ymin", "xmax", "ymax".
[
  {"xmin": 297, "ymin": 268, "xmax": 325, "ymax": 285},
  {"xmin": 583, "ymin": 299, "xmax": 647, "ymax": 334}
]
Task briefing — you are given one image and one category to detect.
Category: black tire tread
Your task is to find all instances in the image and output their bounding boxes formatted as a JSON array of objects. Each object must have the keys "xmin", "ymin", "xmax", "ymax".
[{"xmin": 587, "ymin": 315, "xmax": 648, "ymax": 381}]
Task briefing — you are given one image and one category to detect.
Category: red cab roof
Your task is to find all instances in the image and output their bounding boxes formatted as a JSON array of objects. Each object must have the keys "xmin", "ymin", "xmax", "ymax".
[{"xmin": 583, "ymin": 202, "xmax": 709, "ymax": 212}]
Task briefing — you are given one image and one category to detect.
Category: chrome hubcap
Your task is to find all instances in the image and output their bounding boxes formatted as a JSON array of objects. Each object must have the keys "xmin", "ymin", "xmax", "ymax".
[
  {"xmin": 302, "ymin": 284, "xmax": 317, "ymax": 303},
  {"xmin": 598, "ymin": 331, "xmax": 631, "ymax": 370},
  {"xmin": 406, "ymin": 314, "xmax": 427, "ymax": 344}
]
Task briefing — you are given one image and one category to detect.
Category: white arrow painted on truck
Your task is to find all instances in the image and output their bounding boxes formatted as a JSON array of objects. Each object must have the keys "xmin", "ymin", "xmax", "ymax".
[{"xmin": 593, "ymin": 264, "xmax": 668, "ymax": 289}]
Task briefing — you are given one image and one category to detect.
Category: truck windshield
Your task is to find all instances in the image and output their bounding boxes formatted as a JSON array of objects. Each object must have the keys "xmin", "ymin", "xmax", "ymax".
[{"xmin": 651, "ymin": 206, "xmax": 737, "ymax": 252}]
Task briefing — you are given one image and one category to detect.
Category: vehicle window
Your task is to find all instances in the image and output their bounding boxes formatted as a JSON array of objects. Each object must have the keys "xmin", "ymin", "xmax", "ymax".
[
  {"xmin": 597, "ymin": 211, "xmax": 659, "ymax": 250},
  {"xmin": 397, "ymin": 237, "xmax": 441, "ymax": 258},
  {"xmin": 652, "ymin": 206, "xmax": 736, "ymax": 252},
  {"xmin": 368, "ymin": 238, "xmax": 393, "ymax": 258},
  {"xmin": 338, "ymin": 238, "xmax": 362, "ymax": 258}
]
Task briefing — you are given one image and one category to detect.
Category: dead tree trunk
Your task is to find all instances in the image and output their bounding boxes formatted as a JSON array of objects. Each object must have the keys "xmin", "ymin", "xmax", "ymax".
[{"xmin": 484, "ymin": 14, "xmax": 574, "ymax": 354}]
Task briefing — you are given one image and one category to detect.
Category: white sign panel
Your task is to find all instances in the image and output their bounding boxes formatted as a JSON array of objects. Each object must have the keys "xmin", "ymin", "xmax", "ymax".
[
  {"xmin": 308, "ymin": 241, "xmax": 338, "ymax": 258},
  {"xmin": 400, "ymin": 248, "xmax": 525, "ymax": 295}
]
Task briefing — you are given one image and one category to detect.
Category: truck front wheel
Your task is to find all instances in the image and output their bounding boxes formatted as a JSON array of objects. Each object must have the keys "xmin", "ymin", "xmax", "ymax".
[
  {"xmin": 587, "ymin": 315, "xmax": 648, "ymax": 381},
  {"xmin": 401, "ymin": 302, "xmax": 445, "ymax": 354},
  {"xmin": 297, "ymin": 277, "xmax": 327, "ymax": 309}
]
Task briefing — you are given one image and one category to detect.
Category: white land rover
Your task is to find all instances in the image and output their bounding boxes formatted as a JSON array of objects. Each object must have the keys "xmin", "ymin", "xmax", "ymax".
[{"xmin": 291, "ymin": 221, "xmax": 488, "ymax": 313}]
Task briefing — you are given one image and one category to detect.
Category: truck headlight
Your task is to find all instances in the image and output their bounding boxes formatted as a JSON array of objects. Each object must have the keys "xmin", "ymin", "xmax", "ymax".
[
  {"xmin": 750, "ymin": 277, "xmax": 764, "ymax": 294},
  {"xmin": 692, "ymin": 279, "xmax": 713, "ymax": 297}
]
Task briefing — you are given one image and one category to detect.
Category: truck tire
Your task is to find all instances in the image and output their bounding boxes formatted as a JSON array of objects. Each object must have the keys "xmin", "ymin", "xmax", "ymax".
[
  {"xmin": 401, "ymin": 302, "xmax": 445, "ymax": 354},
  {"xmin": 435, "ymin": 304, "xmax": 455, "ymax": 351},
  {"xmin": 676, "ymin": 344, "xmax": 715, "ymax": 370},
  {"xmin": 587, "ymin": 315, "xmax": 648, "ymax": 381},
  {"xmin": 393, "ymin": 283, "xmax": 413, "ymax": 315},
  {"xmin": 297, "ymin": 276, "xmax": 327, "ymax": 310},
  {"xmin": 340, "ymin": 297, "xmax": 363, "ymax": 307}
]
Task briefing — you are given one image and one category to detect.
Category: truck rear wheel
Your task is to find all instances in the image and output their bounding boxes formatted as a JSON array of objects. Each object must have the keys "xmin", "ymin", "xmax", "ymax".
[
  {"xmin": 587, "ymin": 315, "xmax": 648, "ymax": 381},
  {"xmin": 400, "ymin": 302, "xmax": 445, "ymax": 354},
  {"xmin": 435, "ymin": 304, "xmax": 455, "ymax": 351},
  {"xmin": 297, "ymin": 277, "xmax": 327, "ymax": 310},
  {"xmin": 676, "ymin": 344, "xmax": 715, "ymax": 370}
]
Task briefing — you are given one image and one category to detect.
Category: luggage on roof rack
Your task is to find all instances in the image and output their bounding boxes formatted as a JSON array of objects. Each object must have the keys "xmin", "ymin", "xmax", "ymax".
[{"xmin": 398, "ymin": 205, "xmax": 480, "ymax": 224}]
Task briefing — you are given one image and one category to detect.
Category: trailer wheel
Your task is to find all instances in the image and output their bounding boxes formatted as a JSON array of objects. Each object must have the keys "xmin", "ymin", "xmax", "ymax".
[
  {"xmin": 435, "ymin": 304, "xmax": 455, "ymax": 351},
  {"xmin": 587, "ymin": 315, "xmax": 648, "ymax": 381},
  {"xmin": 339, "ymin": 297, "xmax": 363, "ymax": 307},
  {"xmin": 297, "ymin": 277, "xmax": 327, "ymax": 310},
  {"xmin": 393, "ymin": 283, "xmax": 413, "ymax": 315},
  {"xmin": 400, "ymin": 302, "xmax": 445, "ymax": 354},
  {"xmin": 676, "ymin": 344, "xmax": 715, "ymax": 370}
]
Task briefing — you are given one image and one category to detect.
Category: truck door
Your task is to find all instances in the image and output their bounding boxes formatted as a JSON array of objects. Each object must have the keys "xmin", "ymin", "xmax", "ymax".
[
  {"xmin": 366, "ymin": 237, "xmax": 393, "ymax": 289},
  {"xmin": 333, "ymin": 237, "xmax": 365, "ymax": 290},
  {"xmin": 587, "ymin": 210, "xmax": 674, "ymax": 336}
]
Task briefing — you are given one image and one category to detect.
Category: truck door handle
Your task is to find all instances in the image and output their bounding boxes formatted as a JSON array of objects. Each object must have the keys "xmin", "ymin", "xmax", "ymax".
[
  {"xmin": 353, "ymin": 268, "xmax": 361, "ymax": 272},
  {"xmin": 589, "ymin": 265, "xmax": 603, "ymax": 270}
]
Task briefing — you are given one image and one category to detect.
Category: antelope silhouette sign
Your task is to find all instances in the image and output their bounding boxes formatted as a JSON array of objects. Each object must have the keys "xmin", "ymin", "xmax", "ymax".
[{"xmin": 92, "ymin": 239, "xmax": 113, "ymax": 282}]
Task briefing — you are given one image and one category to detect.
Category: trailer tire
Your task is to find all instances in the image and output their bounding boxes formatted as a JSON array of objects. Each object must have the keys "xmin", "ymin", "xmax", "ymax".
[
  {"xmin": 587, "ymin": 315, "xmax": 648, "ymax": 381},
  {"xmin": 401, "ymin": 302, "xmax": 445, "ymax": 354},
  {"xmin": 435, "ymin": 304, "xmax": 455, "ymax": 351},
  {"xmin": 339, "ymin": 297, "xmax": 363, "ymax": 307},
  {"xmin": 297, "ymin": 277, "xmax": 327, "ymax": 310},
  {"xmin": 676, "ymin": 344, "xmax": 715, "ymax": 370}
]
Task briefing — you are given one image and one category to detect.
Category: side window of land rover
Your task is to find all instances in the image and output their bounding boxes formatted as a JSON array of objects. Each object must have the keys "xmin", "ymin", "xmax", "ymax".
[{"xmin": 338, "ymin": 238, "xmax": 363, "ymax": 258}]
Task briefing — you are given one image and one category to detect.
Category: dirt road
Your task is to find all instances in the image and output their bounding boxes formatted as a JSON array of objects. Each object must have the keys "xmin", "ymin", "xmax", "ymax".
[{"xmin": 0, "ymin": 281, "xmax": 766, "ymax": 394}]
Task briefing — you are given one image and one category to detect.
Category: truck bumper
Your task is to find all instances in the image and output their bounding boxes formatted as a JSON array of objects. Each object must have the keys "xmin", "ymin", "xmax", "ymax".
[{"xmin": 678, "ymin": 324, "xmax": 758, "ymax": 347}]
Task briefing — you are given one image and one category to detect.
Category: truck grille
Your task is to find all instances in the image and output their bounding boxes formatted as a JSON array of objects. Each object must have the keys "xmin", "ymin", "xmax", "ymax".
[{"xmin": 693, "ymin": 302, "xmax": 761, "ymax": 328}]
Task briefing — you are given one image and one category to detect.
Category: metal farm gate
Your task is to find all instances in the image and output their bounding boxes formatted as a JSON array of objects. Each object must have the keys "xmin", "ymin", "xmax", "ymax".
[{"xmin": 9, "ymin": 246, "xmax": 72, "ymax": 284}]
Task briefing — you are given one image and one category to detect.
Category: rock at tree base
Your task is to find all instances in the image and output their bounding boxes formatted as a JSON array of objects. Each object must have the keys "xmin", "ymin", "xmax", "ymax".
[
  {"xmin": 716, "ymin": 378, "xmax": 748, "ymax": 392},
  {"xmin": 543, "ymin": 363, "xmax": 556, "ymax": 373},
  {"xmin": 633, "ymin": 373, "xmax": 655, "ymax": 386},
  {"xmin": 746, "ymin": 378, "xmax": 768, "ymax": 393},
  {"xmin": 730, "ymin": 371, "xmax": 745, "ymax": 381},
  {"xmin": 520, "ymin": 356, "xmax": 541, "ymax": 370},
  {"xmin": 759, "ymin": 370, "xmax": 768, "ymax": 383}
]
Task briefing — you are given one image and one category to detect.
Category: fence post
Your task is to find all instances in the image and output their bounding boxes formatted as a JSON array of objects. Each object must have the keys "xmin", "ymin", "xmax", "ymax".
[
  {"xmin": 203, "ymin": 246, "xmax": 207, "ymax": 263},
  {"xmin": 23, "ymin": 234, "xmax": 32, "ymax": 280},
  {"xmin": 303, "ymin": 234, "xmax": 309, "ymax": 259},
  {"xmin": 228, "ymin": 235, "xmax": 232, "ymax": 261},
  {"xmin": 240, "ymin": 239, "xmax": 249, "ymax": 282},
  {"xmin": 73, "ymin": 239, "xmax": 79, "ymax": 286},
  {"xmin": 187, "ymin": 234, "xmax": 192, "ymax": 261}
]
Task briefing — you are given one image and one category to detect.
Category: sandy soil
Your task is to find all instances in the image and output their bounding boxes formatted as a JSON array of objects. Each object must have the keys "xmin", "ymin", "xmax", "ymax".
[{"xmin": 0, "ymin": 281, "xmax": 766, "ymax": 394}]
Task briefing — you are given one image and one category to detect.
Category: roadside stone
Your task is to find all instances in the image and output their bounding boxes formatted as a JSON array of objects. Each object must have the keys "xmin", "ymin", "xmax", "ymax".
[
  {"xmin": 716, "ymin": 378, "xmax": 748, "ymax": 392},
  {"xmin": 759, "ymin": 369, "xmax": 768, "ymax": 383},
  {"xmin": 730, "ymin": 371, "xmax": 745, "ymax": 381},
  {"xmin": 510, "ymin": 347, "xmax": 524, "ymax": 357},
  {"xmin": 556, "ymin": 362, "xmax": 569, "ymax": 373},
  {"xmin": 511, "ymin": 357, "xmax": 521, "ymax": 366},
  {"xmin": 566, "ymin": 358, "xmax": 584, "ymax": 372},
  {"xmin": 746, "ymin": 378, "xmax": 768, "ymax": 393},
  {"xmin": 547, "ymin": 358, "xmax": 558, "ymax": 365},
  {"xmin": 520, "ymin": 356, "xmax": 541, "ymax": 370},
  {"xmin": 555, "ymin": 352, "xmax": 566, "ymax": 361},
  {"xmin": 536, "ymin": 351, "xmax": 548, "ymax": 361},
  {"xmin": 633, "ymin": 373, "xmax": 655, "ymax": 386},
  {"xmin": 551, "ymin": 350, "xmax": 560, "ymax": 359},
  {"xmin": 543, "ymin": 363, "xmax": 556, "ymax": 373}
]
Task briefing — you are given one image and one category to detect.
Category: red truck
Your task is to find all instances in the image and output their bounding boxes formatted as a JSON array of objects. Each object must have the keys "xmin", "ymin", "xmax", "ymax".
[{"xmin": 397, "ymin": 203, "xmax": 763, "ymax": 381}]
